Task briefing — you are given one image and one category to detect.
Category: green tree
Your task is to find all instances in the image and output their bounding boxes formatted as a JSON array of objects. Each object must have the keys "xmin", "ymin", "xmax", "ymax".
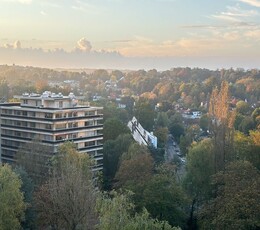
[
  {"xmin": 199, "ymin": 161, "xmax": 260, "ymax": 230},
  {"xmin": 0, "ymin": 164, "xmax": 26, "ymax": 230},
  {"xmin": 35, "ymin": 142, "xmax": 97, "ymax": 229},
  {"xmin": 199, "ymin": 114, "xmax": 209, "ymax": 132},
  {"xmin": 156, "ymin": 112, "xmax": 169, "ymax": 128},
  {"xmin": 141, "ymin": 166, "xmax": 188, "ymax": 228},
  {"xmin": 103, "ymin": 118, "xmax": 129, "ymax": 141},
  {"xmin": 169, "ymin": 123, "xmax": 185, "ymax": 143},
  {"xmin": 114, "ymin": 143, "xmax": 153, "ymax": 189},
  {"xmin": 103, "ymin": 134, "xmax": 134, "ymax": 190},
  {"xmin": 134, "ymin": 99, "xmax": 155, "ymax": 131},
  {"xmin": 234, "ymin": 131, "xmax": 260, "ymax": 170},
  {"xmin": 154, "ymin": 127, "xmax": 168, "ymax": 148},
  {"xmin": 184, "ymin": 139, "xmax": 214, "ymax": 205},
  {"xmin": 239, "ymin": 116, "xmax": 255, "ymax": 134},
  {"xmin": 236, "ymin": 100, "xmax": 250, "ymax": 115},
  {"xmin": 96, "ymin": 191, "xmax": 179, "ymax": 230},
  {"xmin": 13, "ymin": 167, "xmax": 36, "ymax": 229}
]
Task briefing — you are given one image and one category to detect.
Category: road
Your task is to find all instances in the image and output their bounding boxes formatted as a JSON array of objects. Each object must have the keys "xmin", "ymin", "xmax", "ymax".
[{"xmin": 165, "ymin": 134, "xmax": 186, "ymax": 181}]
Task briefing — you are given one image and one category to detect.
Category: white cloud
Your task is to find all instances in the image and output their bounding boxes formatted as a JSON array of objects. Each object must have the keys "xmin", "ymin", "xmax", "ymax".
[
  {"xmin": 239, "ymin": 0, "xmax": 260, "ymax": 7},
  {"xmin": 211, "ymin": 5, "xmax": 258, "ymax": 22},
  {"xmin": 40, "ymin": 11, "xmax": 47, "ymax": 16},
  {"xmin": 71, "ymin": 0, "xmax": 100, "ymax": 14},
  {"xmin": 77, "ymin": 38, "xmax": 92, "ymax": 52},
  {"xmin": 0, "ymin": 0, "xmax": 32, "ymax": 4},
  {"xmin": 14, "ymin": 40, "xmax": 21, "ymax": 49}
]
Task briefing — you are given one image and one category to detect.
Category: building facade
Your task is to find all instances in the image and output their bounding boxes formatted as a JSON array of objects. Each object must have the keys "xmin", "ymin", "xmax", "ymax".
[
  {"xmin": 128, "ymin": 116, "xmax": 157, "ymax": 148},
  {"xmin": 0, "ymin": 92, "xmax": 103, "ymax": 171}
]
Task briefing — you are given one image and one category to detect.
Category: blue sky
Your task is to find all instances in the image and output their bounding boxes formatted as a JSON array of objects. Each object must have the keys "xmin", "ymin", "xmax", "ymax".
[{"xmin": 0, "ymin": 0, "xmax": 260, "ymax": 69}]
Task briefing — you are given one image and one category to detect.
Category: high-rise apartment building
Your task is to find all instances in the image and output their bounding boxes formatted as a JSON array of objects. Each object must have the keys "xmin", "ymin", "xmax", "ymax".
[{"xmin": 0, "ymin": 92, "xmax": 103, "ymax": 171}]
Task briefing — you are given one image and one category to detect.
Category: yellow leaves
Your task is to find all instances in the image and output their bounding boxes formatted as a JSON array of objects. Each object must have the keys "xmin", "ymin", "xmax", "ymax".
[{"xmin": 250, "ymin": 130, "xmax": 260, "ymax": 146}]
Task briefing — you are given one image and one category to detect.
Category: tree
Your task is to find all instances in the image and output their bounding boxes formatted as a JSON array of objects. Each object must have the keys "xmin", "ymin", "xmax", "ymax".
[
  {"xmin": 0, "ymin": 164, "xmax": 26, "ymax": 230},
  {"xmin": 236, "ymin": 100, "xmax": 250, "ymax": 115},
  {"xmin": 239, "ymin": 116, "xmax": 255, "ymax": 134},
  {"xmin": 114, "ymin": 144, "xmax": 154, "ymax": 189},
  {"xmin": 35, "ymin": 142, "xmax": 97, "ymax": 229},
  {"xmin": 13, "ymin": 167, "xmax": 36, "ymax": 229},
  {"xmin": 169, "ymin": 123, "xmax": 185, "ymax": 143},
  {"xmin": 156, "ymin": 112, "xmax": 169, "ymax": 128},
  {"xmin": 199, "ymin": 114, "xmax": 209, "ymax": 132},
  {"xmin": 140, "ymin": 166, "xmax": 188, "ymax": 228},
  {"xmin": 184, "ymin": 139, "xmax": 214, "ymax": 200},
  {"xmin": 183, "ymin": 139, "xmax": 215, "ymax": 229},
  {"xmin": 154, "ymin": 127, "xmax": 168, "ymax": 148},
  {"xmin": 209, "ymin": 81, "xmax": 236, "ymax": 172},
  {"xmin": 103, "ymin": 134, "xmax": 134, "ymax": 190},
  {"xmin": 96, "ymin": 191, "xmax": 179, "ymax": 230},
  {"xmin": 199, "ymin": 161, "xmax": 260, "ymax": 230},
  {"xmin": 103, "ymin": 118, "xmax": 129, "ymax": 141},
  {"xmin": 148, "ymin": 145, "xmax": 165, "ymax": 165},
  {"xmin": 234, "ymin": 131, "xmax": 260, "ymax": 170},
  {"xmin": 134, "ymin": 99, "xmax": 155, "ymax": 131}
]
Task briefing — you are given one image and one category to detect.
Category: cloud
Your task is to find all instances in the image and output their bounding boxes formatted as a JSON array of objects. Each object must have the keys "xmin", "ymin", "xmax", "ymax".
[
  {"xmin": 3, "ymin": 40, "xmax": 22, "ymax": 49},
  {"xmin": 238, "ymin": 0, "xmax": 260, "ymax": 7},
  {"xmin": 245, "ymin": 30, "xmax": 260, "ymax": 40},
  {"xmin": 0, "ymin": 36, "xmax": 260, "ymax": 70},
  {"xmin": 71, "ymin": 0, "xmax": 100, "ymax": 14},
  {"xmin": 77, "ymin": 38, "xmax": 92, "ymax": 52},
  {"xmin": 211, "ymin": 5, "xmax": 258, "ymax": 22},
  {"xmin": 0, "ymin": 0, "xmax": 32, "ymax": 4},
  {"xmin": 40, "ymin": 11, "xmax": 47, "ymax": 16},
  {"xmin": 14, "ymin": 40, "xmax": 21, "ymax": 49},
  {"xmin": 180, "ymin": 21, "xmax": 257, "ymax": 30}
]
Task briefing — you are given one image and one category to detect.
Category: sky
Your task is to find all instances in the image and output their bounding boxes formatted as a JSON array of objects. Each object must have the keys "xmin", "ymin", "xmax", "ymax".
[{"xmin": 0, "ymin": 0, "xmax": 260, "ymax": 70}]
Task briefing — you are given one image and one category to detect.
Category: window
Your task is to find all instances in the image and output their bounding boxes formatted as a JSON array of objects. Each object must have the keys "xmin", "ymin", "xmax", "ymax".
[
  {"xmin": 23, "ymin": 99, "xmax": 28, "ymax": 104},
  {"xmin": 55, "ymin": 113, "xmax": 62, "ymax": 119},
  {"xmin": 55, "ymin": 123, "xmax": 67, "ymax": 130},
  {"xmin": 85, "ymin": 141, "xmax": 95, "ymax": 147},
  {"xmin": 45, "ymin": 113, "xmax": 53, "ymax": 118},
  {"xmin": 85, "ymin": 120, "xmax": 94, "ymax": 126},
  {"xmin": 45, "ymin": 124, "xmax": 52, "ymax": 130},
  {"xmin": 30, "ymin": 122, "xmax": 36, "ymax": 128},
  {"xmin": 36, "ymin": 100, "xmax": 41, "ymax": 107},
  {"xmin": 59, "ymin": 101, "xmax": 63, "ymax": 108},
  {"xmin": 85, "ymin": 111, "xmax": 95, "ymax": 116},
  {"xmin": 14, "ymin": 110, "xmax": 21, "ymax": 115}
]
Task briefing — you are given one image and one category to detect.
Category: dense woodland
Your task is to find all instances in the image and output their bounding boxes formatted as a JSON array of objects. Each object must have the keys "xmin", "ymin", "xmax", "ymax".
[{"xmin": 0, "ymin": 65, "xmax": 260, "ymax": 229}]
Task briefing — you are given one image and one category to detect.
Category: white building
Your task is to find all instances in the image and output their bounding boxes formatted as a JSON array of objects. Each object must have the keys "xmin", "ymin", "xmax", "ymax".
[{"xmin": 128, "ymin": 116, "xmax": 157, "ymax": 148}]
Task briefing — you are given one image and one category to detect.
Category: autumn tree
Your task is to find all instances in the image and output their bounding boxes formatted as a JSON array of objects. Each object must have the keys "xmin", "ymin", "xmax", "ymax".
[
  {"xmin": 0, "ymin": 164, "xmax": 26, "ymax": 230},
  {"xmin": 209, "ymin": 81, "xmax": 236, "ymax": 172},
  {"xmin": 35, "ymin": 142, "xmax": 97, "ymax": 229}
]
